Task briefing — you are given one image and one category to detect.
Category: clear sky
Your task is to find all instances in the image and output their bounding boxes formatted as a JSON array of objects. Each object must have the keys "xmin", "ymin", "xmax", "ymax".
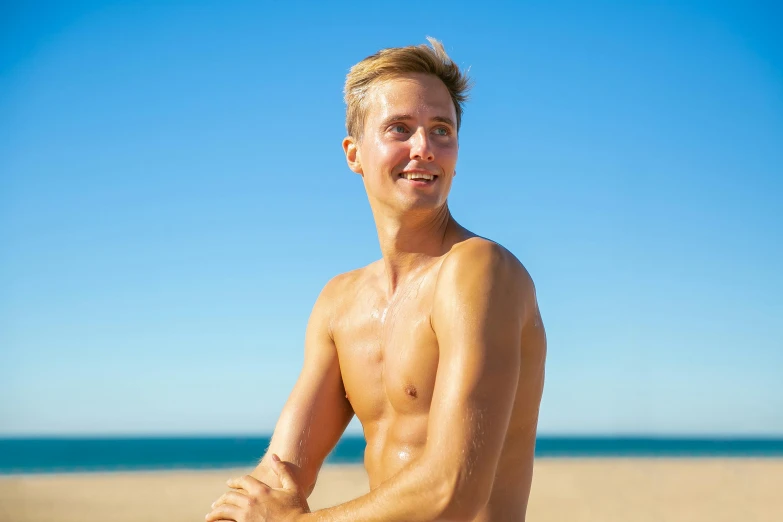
[{"xmin": 1, "ymin": 1, "xmax": 781, "ymax": 437}]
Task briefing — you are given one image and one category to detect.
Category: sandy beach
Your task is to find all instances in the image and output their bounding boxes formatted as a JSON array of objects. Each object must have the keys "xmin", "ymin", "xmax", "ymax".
[{"xmin": 2, "ymin": 458, "xmax": 781, "ymax": 522}]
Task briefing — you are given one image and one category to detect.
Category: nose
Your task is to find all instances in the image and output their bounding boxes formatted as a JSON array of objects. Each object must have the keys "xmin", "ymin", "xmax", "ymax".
[{"xmin": 409, "ymin": 127, "xmax": 435, "ymax": 162}]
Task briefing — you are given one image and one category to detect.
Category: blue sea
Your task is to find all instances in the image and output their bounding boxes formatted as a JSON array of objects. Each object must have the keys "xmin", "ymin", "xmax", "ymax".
[{"xmin": 1, "ymin": 436, "xmax": 781, "ymax": 475}]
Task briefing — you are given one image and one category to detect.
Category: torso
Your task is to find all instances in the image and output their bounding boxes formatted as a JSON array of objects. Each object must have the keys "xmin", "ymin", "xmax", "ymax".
[{"xmin": 329, "ymin": 245, "xmax": 537, "ymax": 521}]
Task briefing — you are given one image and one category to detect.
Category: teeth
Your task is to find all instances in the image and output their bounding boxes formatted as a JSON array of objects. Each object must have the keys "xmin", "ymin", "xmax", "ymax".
[{"xmin": 402, "ymin": 173, "xmax": 434, "ymax": 181}]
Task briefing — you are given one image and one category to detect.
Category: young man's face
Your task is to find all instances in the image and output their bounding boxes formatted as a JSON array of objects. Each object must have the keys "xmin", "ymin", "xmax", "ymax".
[{"xmin": 344, "ymin": 73, "xmax": 459, "ymax": 214}]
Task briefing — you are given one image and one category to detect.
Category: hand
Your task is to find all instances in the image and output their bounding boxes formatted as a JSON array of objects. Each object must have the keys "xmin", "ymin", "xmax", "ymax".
[{"xmin": 206, "ymin": 454, "xmax": 310, "ymax": 522}]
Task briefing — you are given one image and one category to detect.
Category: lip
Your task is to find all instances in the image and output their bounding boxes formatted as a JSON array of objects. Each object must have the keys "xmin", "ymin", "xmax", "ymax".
[{"xmin": 398, "ymin": 169, "xmax": 439, "ymax": 183}]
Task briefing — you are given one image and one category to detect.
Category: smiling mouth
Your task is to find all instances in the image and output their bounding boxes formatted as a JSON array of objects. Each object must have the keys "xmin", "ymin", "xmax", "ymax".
[{"xmin": 398, "ymin": 172, "xmax": 438, "ymax": 181}]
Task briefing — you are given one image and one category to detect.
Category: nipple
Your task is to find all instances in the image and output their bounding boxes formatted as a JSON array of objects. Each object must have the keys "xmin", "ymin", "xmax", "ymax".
[{"xmin": 404, "ymin": 384, "xmax": 418, "ymax": 398}]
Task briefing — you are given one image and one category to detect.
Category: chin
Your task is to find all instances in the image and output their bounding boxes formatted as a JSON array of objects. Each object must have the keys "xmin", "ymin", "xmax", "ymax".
[{"xmin": 395, "ymin": 194, "xmax": 447, "ymax": 213}]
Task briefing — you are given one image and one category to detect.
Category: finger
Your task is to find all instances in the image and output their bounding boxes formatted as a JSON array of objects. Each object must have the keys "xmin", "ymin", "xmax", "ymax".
[
  {"xmin": 270, "ymin": 453, "xmax": 299, "ymax": 492},
  {"xmin": 205, "ymin": 502, "xmax": 242, "ymax": 522},
  {"xmin": 227, "ymin": 474, "xmax": 268, "ymax": 496},
  {"xmin": 211, "ymin": 490, "xmax": 249, "ymax": 509}
]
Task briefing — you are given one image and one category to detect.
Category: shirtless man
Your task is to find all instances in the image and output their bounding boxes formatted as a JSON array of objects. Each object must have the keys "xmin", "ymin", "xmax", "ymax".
[{"xmin": 206, "ymin": 38, "xmax": 547, "ymax": 522}]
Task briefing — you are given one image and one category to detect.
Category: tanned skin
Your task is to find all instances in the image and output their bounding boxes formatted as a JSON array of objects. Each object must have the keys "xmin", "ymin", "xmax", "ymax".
[{"xmin": 207, "ymin": 72, "xmax": 547, "ymax": 522}]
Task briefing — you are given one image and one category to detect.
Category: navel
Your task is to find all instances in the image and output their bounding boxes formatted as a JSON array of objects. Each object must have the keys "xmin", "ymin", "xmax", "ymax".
[{"xmin": 404, "ymin": 384, "xmax": 418, "ymax": 399}]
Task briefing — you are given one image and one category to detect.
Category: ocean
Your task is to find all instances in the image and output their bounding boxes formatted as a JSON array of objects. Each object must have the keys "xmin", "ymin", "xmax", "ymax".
[{"xmin": 1, "ymin": 436, "xmax": 781, "ymax": 475}]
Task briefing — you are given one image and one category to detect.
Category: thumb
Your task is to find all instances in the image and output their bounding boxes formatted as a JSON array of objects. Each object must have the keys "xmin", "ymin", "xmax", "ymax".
[{"xmin": 269, "ymin": 454, "xmax": 299, "ymax": 492}]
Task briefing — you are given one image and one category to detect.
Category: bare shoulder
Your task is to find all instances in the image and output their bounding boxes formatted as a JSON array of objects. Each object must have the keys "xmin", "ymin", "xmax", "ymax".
[
  {"xmin": 434, "ymin": 236, "xmax": 546, "ymax": 365},
  {"xmin": 437, "ymin": 236, "xmax": 536, "ymax": 304},
  {"xmin": 321, "ymin": 260, "xmax": 382, "ymax": 297},
  {"xmin": 316, "ymin": 260, "xmax": 384, "ymax": 319}
]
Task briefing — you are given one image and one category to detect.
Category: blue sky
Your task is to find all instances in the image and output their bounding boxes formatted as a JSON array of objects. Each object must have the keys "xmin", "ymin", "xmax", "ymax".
[{"xmin": 1, "ymin": 1, "xmax": 781, "ymax": 436}]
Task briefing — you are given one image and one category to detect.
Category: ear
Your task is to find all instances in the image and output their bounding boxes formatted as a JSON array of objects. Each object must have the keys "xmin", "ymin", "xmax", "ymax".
[{"xmin": 342, "ymin": 136, "xmax": 363, "ymax": 175}]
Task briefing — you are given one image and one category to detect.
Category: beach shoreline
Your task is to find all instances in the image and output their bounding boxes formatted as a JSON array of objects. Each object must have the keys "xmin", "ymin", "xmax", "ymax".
[{"xmin": 2, "ymin": 458, "xmax": 781, "ymax": 522}]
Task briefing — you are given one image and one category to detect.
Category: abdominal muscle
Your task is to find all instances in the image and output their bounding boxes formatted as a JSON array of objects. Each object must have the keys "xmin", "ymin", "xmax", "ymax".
[
  {"xmin": 361, "ymin": 414, "xmax": 428, "ymax": 489},
  {"xmin": 359, "ymin": 415, "xmax": 527, "ymax": 521}
]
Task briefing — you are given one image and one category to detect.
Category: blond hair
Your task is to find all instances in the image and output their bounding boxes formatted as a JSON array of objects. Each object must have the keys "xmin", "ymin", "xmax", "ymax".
[{"xmin": 344, "ymin": 37, "xmax": 471, "ymax": 139}]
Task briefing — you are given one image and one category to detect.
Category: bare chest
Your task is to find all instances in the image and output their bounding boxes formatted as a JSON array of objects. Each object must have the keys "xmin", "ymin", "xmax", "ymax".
[{"xmin": 332, "ymin": 279, "xmax": 440, "ymax": 424}]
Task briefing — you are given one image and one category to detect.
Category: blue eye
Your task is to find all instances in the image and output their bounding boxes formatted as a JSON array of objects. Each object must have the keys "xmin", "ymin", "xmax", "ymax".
[
  {"xmin": 434, "ymin": 127, "xmax": 449, "ymax": 136},
  {"xmin": 392, "ymin": 124, "xmax": 407, "ymax": 133}
]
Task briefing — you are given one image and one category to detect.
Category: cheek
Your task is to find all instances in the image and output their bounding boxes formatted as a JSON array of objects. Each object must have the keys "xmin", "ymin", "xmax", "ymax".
[
  {"xmin": 366, "ymin": 139, "xmax": 408, "ymax": 170},
  {"xmin": 437, "ymin": 144, "xmax": 458, "ymax": 170}
]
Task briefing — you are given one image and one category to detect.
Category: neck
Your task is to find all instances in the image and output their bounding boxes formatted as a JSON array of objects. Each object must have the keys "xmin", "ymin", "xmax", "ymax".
[{"xmin": 370, "ymin": 202, "xmax": 460, "ymax": 295}]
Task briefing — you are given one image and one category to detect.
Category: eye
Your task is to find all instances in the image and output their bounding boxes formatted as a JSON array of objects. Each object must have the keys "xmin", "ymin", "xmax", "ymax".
[
  {"xmin": 433, "ymin": 127, "xmax": 450, "ymax": 136},
  {"xmin": 390, "ymin": 124, "xmax": 408, "ymax": 134}
]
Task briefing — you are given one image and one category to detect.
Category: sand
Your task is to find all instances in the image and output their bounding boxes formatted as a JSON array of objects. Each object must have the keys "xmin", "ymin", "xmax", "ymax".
[{"xmin": 1, "ymin": 459, "xmax": 781, "ymax": 521}]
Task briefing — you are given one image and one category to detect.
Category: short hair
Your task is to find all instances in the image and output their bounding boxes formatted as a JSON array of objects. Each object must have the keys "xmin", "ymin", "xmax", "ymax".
[{"xmin": 344, "ymin": 37, "xmax": 472, "ymax": 140}]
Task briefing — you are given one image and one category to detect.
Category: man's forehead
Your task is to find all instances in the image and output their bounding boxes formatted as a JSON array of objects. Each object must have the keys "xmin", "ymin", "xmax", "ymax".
[{"xmin": 365, "ymin": 74, "xmax": 456, "ymax": 121}]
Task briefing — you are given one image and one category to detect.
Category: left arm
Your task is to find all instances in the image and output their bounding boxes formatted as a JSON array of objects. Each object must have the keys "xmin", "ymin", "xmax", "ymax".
[{"xmin": 303, "ymin": 240, "xmax": 540, "ymax": 521}]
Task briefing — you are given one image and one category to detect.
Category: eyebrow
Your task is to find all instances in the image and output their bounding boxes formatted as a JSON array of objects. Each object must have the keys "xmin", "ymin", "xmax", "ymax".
[
  {"xmin": 379, "ymin": 114, "xmax": 456, "ymax": 129},
  {"xmin": 431, "ymin": 116, "xmax": 456, "ymax": 127}
]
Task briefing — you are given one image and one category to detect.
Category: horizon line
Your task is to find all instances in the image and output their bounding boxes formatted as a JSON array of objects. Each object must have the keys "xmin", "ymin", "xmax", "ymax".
[{"xmin": 2, "ymin": 433, "xmax": 782, "ymax": 440}]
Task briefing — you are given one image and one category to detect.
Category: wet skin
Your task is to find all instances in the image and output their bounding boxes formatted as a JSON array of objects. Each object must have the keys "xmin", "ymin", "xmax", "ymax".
[
  {"xmin": 324, "ymin": 239, "xmax": 546, "ymax": 522},
  {"xmin": 207, "ymin": 73, "xmax": 547, "ymax": 522}
]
